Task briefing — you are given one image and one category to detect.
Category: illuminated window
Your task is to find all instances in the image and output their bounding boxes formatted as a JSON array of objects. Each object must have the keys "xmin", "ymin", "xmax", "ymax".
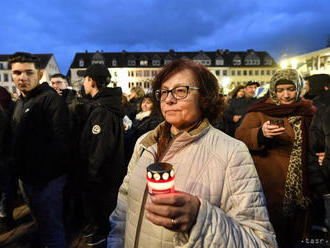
[{"xmin": 140, "ymin": 60, "xmax": 148, "ymax": 66}]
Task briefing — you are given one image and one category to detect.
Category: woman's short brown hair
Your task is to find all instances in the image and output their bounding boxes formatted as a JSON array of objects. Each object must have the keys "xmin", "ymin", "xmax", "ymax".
[{"xmin": 152, "ymin": 59, "xmax": 223, "ymax": 124}]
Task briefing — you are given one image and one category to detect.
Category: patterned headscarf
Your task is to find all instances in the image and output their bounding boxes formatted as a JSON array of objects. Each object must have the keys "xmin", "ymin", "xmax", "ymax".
[{"xmin": 269, "ymin": 69, "xmax": 305, "ymax": 105}]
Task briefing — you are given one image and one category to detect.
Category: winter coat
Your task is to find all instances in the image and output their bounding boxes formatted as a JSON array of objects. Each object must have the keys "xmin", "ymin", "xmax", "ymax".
[
  {"xmin": 308, "ymin": 104, "xmax": 330, "ymax": 195},
  {"xmin": 311, "ymin": 91, "xmax": 330, "ymax": 109},
  {"xmin": 11, "ymin": 82, "xmax": 71, "ymax": 187},
  {"xmin": 235, "ymin": 99, "xmax": 314, "ymax": 247},
  {"xmin": 124, "ymin": 112, "xmax": 163, "ymax": 166},
  {"xmin": 79, "ymin": 87, "xmax": 126, "ymax": 191},
  {"xmin": 127, "ymin": 97, "xmax": 142, "ymax": 120},
  {"xmin": 224, "ymin": 97, "xmax": 258, "ymax": 136},
  {"xmin": 108, "ymin": 119, "xmax": 277, "ymax": 248}
]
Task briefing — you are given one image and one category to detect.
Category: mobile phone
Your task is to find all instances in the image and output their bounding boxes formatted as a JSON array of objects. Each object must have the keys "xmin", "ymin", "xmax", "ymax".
[{"xmin": 270, "ymin": 119, "xmax": 284, "ymax": 128}]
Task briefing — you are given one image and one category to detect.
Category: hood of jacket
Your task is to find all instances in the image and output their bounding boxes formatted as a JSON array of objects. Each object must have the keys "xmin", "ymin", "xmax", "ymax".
[{"xmin": 91, "ymin": 87, "xmax": 124, "ymax": 118}]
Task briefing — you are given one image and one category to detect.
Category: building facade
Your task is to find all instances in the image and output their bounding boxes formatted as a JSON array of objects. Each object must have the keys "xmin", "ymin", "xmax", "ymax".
[
  {"xmin": 69, "ymin": 49, "xmax": 278, "ymax": 94},
  {"xmin": 0, "ymin": 54, "xmax": 60, "ymax": 93},
  {"xmin": 279, "ymin": 47, "xmax": 330, "ymax": 77}
]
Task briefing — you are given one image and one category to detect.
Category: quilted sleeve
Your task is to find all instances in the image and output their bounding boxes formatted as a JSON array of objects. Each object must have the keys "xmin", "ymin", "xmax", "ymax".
[{"xmin": 175, "ymin": 142, "xmax": 277, "ymax": 248}]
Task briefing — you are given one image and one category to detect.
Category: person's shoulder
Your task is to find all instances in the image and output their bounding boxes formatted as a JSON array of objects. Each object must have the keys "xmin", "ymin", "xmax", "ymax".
[{"xmin": 206, "ymin": 126, "xmax": 247, "ymax": 152}]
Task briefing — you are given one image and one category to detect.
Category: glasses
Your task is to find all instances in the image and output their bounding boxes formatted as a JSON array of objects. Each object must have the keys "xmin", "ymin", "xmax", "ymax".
[{"xmin": 155, "ymin": 86, "xmax": 199, "ymax": 101}]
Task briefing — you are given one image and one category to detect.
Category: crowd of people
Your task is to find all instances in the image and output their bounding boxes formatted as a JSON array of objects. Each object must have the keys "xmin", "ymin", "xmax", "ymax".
[{"xmin": 0, "ymin": 51, "xmax": 330, "ymax": 248}]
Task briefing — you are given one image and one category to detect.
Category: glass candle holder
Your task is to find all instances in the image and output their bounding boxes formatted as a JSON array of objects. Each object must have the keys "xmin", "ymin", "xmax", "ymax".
[{"xmin": 146, "ymin": 162, "xmax": 175, "ymax": 195}]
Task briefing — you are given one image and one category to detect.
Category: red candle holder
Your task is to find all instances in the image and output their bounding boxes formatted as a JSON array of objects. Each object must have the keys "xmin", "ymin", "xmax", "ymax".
[{"xmin": 146, "ymin": 162, "xmax": 175, "ymax": 195}]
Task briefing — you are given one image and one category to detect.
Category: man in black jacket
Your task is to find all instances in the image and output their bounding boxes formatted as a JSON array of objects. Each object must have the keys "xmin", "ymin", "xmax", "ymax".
[
  {"xmin": 224, "ymin": 81, "xmax": 259, "ymax": 136},
  {"xmin": 9, "ymin": 52, "xmax": 71, "ymax": 248},
  {"xmin": 80, "ymin": 64, "xmax": 126, "ymax": 246}
]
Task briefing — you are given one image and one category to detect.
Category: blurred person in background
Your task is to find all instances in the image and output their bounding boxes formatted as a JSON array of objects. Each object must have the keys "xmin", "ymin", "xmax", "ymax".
[
  {"xmin": 50, "ymin": 73, "xmax": 77, "ymax": 105},
  {"xmin": 124, "ymin": 93, "xmax": 163, "ymax": 166},
  {"xmin": 127, "ymin": 86, "xmax": 145, "ymax": 120},
  {"xmin": 224, "ymin": 81, "xmax": 259, "ymax": 136}
]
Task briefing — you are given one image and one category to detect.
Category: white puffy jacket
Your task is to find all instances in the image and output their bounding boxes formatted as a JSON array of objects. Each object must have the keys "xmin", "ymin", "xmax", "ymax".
[{"xmin": 108, "ymin": 120, "xmax": 277, "ymax": 248}]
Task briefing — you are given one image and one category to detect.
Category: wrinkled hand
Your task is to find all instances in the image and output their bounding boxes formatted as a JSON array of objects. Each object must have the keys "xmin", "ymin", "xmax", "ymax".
[
  {"xmin": 145, "ymin": 191, "xmax": 201, "ymax": 232},
  {"xmin": 316, "ymin": 152, "xmax": 325, "ymax": 166},
  {"xmin": 233, "ymin": 115, "xmax": 242, "ymax": 123},
  {"xmin": 262, "ymin": 121, "xmax": 285, "ymax": 138}
]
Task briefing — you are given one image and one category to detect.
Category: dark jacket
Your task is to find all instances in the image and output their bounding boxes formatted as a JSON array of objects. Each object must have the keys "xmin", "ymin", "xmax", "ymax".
[
  {"xmin": 311, "ymin": 91, "xmax": 330, "ymax": 109},
  {"xmin": 79, "ymin": 87, "xmax": 126, "ymax": 189},
  {"xmin": 127, "ymin": 97, "xmax": 142, "ymax": 120},
  {"xmin": 61, "ymin": 89, "xmax": 77, "ymax": 105},
  {"xmin": 11, "ymin": 82, "xmax": 71, "ymax": 187},
  {"xmin": 124, "ymin": 113, "xmax": 163, "ymax": 166},
  {"xmin": 224, "ymin": 97, "xmax": 258, "ymax": 136},
  {"xmin": 308, "ymin": 104, "xmax": 330, "ymax": 195}
]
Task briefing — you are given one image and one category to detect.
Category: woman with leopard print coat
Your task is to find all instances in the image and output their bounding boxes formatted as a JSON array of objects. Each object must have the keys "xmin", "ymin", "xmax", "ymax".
[{"xmin": 236, "ymin": 69, "xmax": 316, "ymax": 248}]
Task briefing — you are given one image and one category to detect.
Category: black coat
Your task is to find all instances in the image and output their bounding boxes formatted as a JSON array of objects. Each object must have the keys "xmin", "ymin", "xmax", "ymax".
[
  {"xmin": 224, "ymin": 97, "xmax": 258, "ymax": 136},
  {"xmin": 308, "ymin": 104, "xmax": 330, "ymax": 195},
  {"xmin": 79, "ymin": 87, "xmax": 126, "ymax": 190},
  {"xmin": 11, "ymin": 83, "xmax": 71, "ymax": 187},
  {"xmin": 127, "ymin": 97, "xmax": 142, "ymax": 120},
  {"xmin": 124, "ymin": 113, "xmax": 163, "ymax": 166}
]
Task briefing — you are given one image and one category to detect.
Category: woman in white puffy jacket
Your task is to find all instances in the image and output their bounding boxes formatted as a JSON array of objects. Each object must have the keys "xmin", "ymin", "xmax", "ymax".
[{"xmin": 108, "ymin": 59, "xmax": 277, "ymax": 248}]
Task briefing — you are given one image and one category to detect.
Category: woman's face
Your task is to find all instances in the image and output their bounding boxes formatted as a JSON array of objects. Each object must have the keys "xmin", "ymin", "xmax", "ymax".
[
  {"xmin": 236, "ymin": 89, "xmax": 244, "ymax": 98},
  {"xmin": 276, "ymin": 84, "xmax": 297, "ymax": 104},
  {"xmin": 141, "ymin": 98, "xmax": 153, "ymax": 112},
  {"xmin": 129, "ymin": 90, "xmax": 136, "ymax": 100},
  {"xmin": 160, "ymin": 69, "xmax": 201, "ymax": 134}
]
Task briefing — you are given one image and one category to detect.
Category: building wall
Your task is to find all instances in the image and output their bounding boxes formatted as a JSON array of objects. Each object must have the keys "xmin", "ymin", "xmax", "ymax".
[
  {"xmin": 41, "ymin": 56, "xmax": 60, "ymax": 83},
  {"xmin": 280, "ymin": 47, "xmax": 330, "ymax": 77},
  {"xmin": 71, "ymin": 65, "xmax": 278, "ymax": 95},
  {"xmin": 0, "ymin": 61, "xmax": 15, "ymax": 93}
]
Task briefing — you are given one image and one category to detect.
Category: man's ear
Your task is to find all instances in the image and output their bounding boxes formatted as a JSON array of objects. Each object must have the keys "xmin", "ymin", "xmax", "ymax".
[
  {"xmin": 91, "ymin": 79, "xmax": 97, "ymax": 88},
  {"xmin": 325, "ymin": 86, "xmax": 329, "ymax": 91},
  {"xmin": 38, "ymin": 70, "xmax": 43, "ymax": 81}
]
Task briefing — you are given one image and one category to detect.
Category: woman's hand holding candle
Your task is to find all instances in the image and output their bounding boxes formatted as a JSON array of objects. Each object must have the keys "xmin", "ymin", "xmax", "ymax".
[{"xmin": 145, "ymin": 191, "xmax": 201, "ymax": 232}]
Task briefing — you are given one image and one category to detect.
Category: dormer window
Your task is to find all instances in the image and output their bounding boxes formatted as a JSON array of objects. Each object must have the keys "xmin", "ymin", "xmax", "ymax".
[
  {"xmin": 264, "ymin": 59, "xmax": 273, "ymax": 65},
  {"xmin": 233, "ymin": 59, "xmax": 241, "ymax": 65},
  {"xmin": 140, "ymin": 60, "xmax": 148, "ymax": 66},
  {"xmin": 128, "ymin": 60, "xmax": 136, "ymax": 66},
  {"xmin": 216, "ymin": 59, "xmax": 224, "ymax": 66},
  {"xmin": 92, "ymin": 60, "xmax": 104, "ymax": 65},
  {"xmin": 79, "ymin": 59, "xmax": 84, "ymax": 67},
  {"xmin": 152, "ymin": 60, "xmax": 160, "ymax": 66}
]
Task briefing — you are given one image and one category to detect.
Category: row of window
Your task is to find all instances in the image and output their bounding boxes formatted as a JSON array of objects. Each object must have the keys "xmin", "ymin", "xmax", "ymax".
[
  {"xmin": 78, "ymin": 57, "xmax": 273, "ymax": 68},
  {"xmin": 214, "ymin": 69, "xmax": 276, "ymax": 77},
  {"xmin": 128, "ymin": 82, "xmax": 152, "ymax": 89},
  {"xmin": 128, "ymin": 70, "xmax": 159, "ymax": 77}
]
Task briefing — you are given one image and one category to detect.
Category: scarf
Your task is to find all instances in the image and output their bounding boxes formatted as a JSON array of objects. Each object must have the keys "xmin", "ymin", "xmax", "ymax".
[{"xmin": 248, "ymin": 97, "xmax": 316, "ymax": 216}]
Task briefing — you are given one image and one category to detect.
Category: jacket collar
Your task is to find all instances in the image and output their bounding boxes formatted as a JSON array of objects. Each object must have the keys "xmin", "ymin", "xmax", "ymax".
[{"xmin": 140, "ymin": 118, "xmax": 210, "ymax": 150}]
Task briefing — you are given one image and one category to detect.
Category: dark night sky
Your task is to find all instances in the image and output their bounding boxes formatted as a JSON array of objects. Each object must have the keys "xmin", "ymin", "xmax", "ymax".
[{"xmin": 1, "ymin": 0, "xmax": 330, "ymax": 73}]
